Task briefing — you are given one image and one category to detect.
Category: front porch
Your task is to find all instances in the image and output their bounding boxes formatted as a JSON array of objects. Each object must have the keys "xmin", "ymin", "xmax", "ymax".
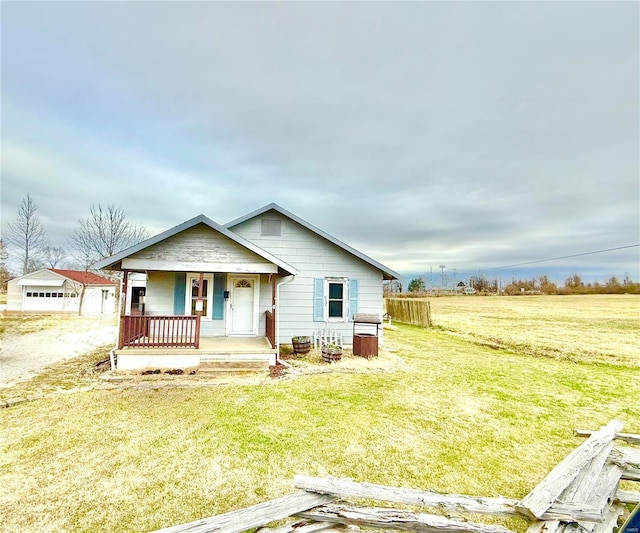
[{"xmin": 114, "ymin": 335, "xmax": 277, "ymax": 371}]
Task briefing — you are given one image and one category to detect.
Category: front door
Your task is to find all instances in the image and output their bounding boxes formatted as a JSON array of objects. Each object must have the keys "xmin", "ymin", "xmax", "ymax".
[{"xmin": 229, "ymin": 276, "xmax": 258, "ymax": 335}]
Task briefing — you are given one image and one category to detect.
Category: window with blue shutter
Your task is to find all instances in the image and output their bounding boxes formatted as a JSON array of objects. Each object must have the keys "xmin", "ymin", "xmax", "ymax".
[{"xmin": 316, "ymin": 277, "xmax": 359, "ymax": 322}]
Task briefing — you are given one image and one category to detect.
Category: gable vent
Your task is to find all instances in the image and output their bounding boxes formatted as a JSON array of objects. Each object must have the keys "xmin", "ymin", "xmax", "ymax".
[{"xmin": 261, "ymin": 218, "xmax": 282, "ymax": 237}]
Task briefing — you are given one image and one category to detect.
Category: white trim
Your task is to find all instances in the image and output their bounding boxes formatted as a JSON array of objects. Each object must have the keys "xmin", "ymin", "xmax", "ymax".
[
  {"xmin": 324, "ymin": 277, "xmax": 349, "ymax": 323},
  {"xmin": 17, "ymin": 278, "xmax": 64, "ymax": 286},
  {"xmin": 227, "ymin": 275, "xmax": 260, "ymax": 336},
  {"xmin": 121, "ymin": 259, "xmax": 278, "ymax": 273}
]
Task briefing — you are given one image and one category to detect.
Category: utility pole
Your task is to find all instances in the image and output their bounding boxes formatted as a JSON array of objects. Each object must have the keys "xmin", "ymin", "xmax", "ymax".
[{"xmin": 439, "ymin": 265, "xmax": 446, "ymax": 287}]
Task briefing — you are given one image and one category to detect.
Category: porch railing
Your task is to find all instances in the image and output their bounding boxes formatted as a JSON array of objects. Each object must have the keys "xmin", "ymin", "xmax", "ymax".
[
  {"xmin": 119, "ymin": 315, "xmax": 201, "ymax": 349},
  {"xmin": 265, "ymin": 310, "xmax": 275, "ymax": 348}
]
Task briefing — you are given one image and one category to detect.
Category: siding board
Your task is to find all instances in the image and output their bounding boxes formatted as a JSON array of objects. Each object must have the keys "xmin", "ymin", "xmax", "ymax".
[
  {"xmin": 232, "ymin": 213, "xmax": 384, "ymax": 344},
  {"xmin": 130, "ymin": 224, "xmax": 272, "ymax": 266}
]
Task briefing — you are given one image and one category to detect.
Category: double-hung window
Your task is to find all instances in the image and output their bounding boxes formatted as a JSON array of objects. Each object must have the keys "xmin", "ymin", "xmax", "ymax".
[
  {"xmin": 314, "ymin": 277, "xmax": 358, "ymax": 322},
  {"xmin": 327, "ymin": 279, "xmax": 346, "ymax": 319}
]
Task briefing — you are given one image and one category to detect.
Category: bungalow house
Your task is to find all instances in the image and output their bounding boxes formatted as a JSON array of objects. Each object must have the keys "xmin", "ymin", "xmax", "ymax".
[
  {"xmin": 6, "ymin": 268, "xmax": 117, "ymax": 316},
  {"xmin": 93, "ymin": 203, "xmax": 399, "ymax": 371}
]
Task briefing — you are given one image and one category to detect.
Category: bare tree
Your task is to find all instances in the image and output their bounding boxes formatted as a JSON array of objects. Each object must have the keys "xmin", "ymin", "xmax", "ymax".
[
  {"xmin": 0, "ymin": 240, "xmax": 11, "ymax": 290},
  {"xmin": 43, "ymin": 245, "xmax": 67, "ymax": 268},
  {"xmin": 69, "ymin": 204, "xmax": 148, "ymax": 268},
  {"xmin": 5, "ymin": 194, "xmax": 49, "ymax": 274}
]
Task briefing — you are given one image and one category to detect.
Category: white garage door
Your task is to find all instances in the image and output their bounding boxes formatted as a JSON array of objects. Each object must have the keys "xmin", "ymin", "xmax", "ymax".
[{"xmin": 22, "ymin": 286, "xmax": 79, "ymax": 312}]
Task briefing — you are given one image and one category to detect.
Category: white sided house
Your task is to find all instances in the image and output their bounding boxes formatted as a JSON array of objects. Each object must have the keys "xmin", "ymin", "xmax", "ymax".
[
  {"xmin": 93, "ymin": 203, "xmax": 399, "ymax": 371},
  {"xmin": 6, "ymin": 269, "xmax": 117, "ymax": 316}
]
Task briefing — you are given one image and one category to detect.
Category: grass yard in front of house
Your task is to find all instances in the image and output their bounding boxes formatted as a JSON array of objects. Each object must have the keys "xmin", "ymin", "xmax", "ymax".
[
  {"xmin": 0, "ymin": 312, "xmax": 116, "ymax": 339},
  {"xmin": 0, "ymin": 296, "xmax": 638, "ymax": 533}
]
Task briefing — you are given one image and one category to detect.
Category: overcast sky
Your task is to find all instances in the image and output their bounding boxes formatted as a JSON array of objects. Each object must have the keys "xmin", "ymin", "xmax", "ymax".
[{"xmin": 2, "ymin": 1, "xmax": 638, "ymax": 283}]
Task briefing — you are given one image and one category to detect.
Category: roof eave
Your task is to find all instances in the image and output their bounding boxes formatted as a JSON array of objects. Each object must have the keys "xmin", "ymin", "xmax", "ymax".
[{"xmin": 91, "ymin": 214, "xmax": 298, "ymax": 276}]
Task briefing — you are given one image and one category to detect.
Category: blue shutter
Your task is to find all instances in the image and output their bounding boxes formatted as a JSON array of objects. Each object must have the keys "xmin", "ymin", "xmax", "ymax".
[
  {"xmin": 173, "ymin": 273, "xmax": 186, "ymax": 315},
  {"xmin": 212, "ymin": 274, "xmax": 225, "ymax": 320},
  {"xmin": 349, "ymin": 279, "xmax": 359, "ymax": 320},
  {"xmin": 313, "ymin": 278, "xmax": 324, "ymax": 322}
]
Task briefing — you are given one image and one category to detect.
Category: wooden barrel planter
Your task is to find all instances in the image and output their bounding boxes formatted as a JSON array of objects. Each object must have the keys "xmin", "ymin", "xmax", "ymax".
[
  {"xmin": 292, "ymin": 336, "xmax": 311, "ymax": 355},
  {"xmin": 321, "ymin": 345, "xmax": 342, "ymax": 363}
]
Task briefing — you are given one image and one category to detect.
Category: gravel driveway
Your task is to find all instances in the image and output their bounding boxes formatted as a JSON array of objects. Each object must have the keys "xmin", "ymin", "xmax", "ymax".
[{"xmin": 0, "ymin": 324, "xmax": 118, "ymax": 387}]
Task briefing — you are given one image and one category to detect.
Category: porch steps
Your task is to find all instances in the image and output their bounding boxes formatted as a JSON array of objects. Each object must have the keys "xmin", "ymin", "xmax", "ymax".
[{"xmin": 198, "ymin": 359, "xmax": 270, "ymax": 373}]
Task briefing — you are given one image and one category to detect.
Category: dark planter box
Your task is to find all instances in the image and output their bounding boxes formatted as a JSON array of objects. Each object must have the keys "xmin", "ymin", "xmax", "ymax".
[{"xmin": 353, "ymin": 333, "xmax": 378, "ymax": 358}]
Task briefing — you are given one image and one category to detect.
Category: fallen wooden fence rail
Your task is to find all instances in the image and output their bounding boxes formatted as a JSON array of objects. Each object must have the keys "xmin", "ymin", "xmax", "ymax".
[
  {"xmin": 152, "ymin": 492, "xmax": 334, "ymax": 533},
  {"xmin": 297, "ymin": 504, "xmax": 517, "ymax": 533},
  {"xmin": 150, "ymin": 420, "xmax": 639, "ymax": 533}
]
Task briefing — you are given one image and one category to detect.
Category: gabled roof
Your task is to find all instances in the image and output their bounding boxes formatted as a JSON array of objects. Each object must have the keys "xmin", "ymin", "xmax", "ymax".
[
  {"xmin": 91, "ymin": 214, "xmax": 298, "ymax": 275},
  {"xmin": 225, "ymin": 203, "xmax": 400, "ymax": 280},
  {"xmin": 51, "ymin": 269, "xmax": 117, "ymax": 285},
  {"xmin": 15, "ymin": 268, "xmax": 116, "ymax": 286}
]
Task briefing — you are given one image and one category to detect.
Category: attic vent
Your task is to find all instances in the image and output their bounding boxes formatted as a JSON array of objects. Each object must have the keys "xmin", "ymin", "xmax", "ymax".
[{"xmin": 261, "ymin": 218, "xmax": 282, "ymax": 236}]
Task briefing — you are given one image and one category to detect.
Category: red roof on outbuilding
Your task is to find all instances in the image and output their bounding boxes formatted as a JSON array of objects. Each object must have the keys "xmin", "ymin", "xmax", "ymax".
[{"xmin": 51, "ymin": 269, "xmax": 117, "ymax": 285}]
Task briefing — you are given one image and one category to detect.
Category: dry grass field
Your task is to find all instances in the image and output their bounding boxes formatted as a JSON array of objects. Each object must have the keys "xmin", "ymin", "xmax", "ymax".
[
  {"xmin": 0, "ymin": 313, "xmax": 116, "ymax": 339},
  {"xmin": 426, "ymin": 294, "xmax": 639, "ymax": 366},
  {"xmin": 0, "ymin": 296, "xmax": 638, "ymax": 532}
]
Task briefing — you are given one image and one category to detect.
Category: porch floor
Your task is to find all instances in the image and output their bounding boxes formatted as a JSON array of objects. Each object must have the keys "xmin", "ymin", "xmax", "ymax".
[{"xmin": 115, "ymin": 336, "xmax": 275, "ymax": 356}]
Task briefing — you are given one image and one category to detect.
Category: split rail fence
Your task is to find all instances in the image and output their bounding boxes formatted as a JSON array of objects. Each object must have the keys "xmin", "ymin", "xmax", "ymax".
[{"xmin": 152, "ymin": 420, "xmax": 639, "ymax": 533}]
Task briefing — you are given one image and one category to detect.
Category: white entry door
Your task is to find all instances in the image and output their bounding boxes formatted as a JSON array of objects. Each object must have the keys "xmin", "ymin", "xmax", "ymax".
[{"xmin": 230, "ymin": 277, "xmax": 258, "ymax": 335}]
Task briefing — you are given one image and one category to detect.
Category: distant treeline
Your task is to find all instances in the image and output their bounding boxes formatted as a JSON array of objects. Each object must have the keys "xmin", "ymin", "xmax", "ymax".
[
  {"xmin": 387, "ymin": 273, "xmax": 640, "ymax": 296},
  {"xmin": 499, "ymin": 274, "xmax": 640, "ymax": 295}
]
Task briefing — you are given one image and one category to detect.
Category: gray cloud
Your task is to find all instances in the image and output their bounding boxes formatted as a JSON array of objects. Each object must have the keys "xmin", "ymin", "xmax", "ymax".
[{"xmin": 1, "ymin": 1, "xmax": 638, "ymax": 280}]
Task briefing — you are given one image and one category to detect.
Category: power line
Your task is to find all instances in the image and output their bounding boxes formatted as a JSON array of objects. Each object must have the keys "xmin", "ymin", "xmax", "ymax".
[{"xmin": 454, "ymin": 244, "xmax": 640, "ymax": 276}]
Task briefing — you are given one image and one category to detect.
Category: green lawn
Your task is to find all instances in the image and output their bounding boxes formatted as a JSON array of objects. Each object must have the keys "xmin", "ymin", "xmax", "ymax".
[{"xmin": 1, "ymin": 323, "xmax": 638, "ymax": 533}]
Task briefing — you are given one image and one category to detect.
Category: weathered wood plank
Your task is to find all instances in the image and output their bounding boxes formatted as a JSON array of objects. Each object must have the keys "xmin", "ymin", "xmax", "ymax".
[
  {"xmin": 616, "ymin": 445, "xmax": 640, "ymax": 481},
  {"xmin": 294, "ymin": 475, "xmax": 519, "ymax": 516},
  {"xmin": 589, "ymin": 503, "xmax": 625, "ymax": 533},
  {"xmin": 298, "ymin": 504, "xmax": 517, "ymax": 533},
  {"xmin": 555, "ymin": 440, "xmax": 615, "ymax": 505},
  {"xmin": 616, "ymin": 490, "xmax": 640, "ymax": 505},
  {"xmin": 576, "ymin": 429, "xmax": 640, "ymax": 446},
  {"xmin": 538, "ymin": 502, "xmax": 605, "ymax": 523},
  {"xmin": 295, "ymin": 475, "xmax": 610, "ymax": 523},
  {"xmin": 525, "ymin": 519, "xmax": 561, "ymax": 533},
  {"xmin": 151, "ymin": 491, "xmax": 334, "ymax": 533},
  {"xmin": 526, "ymin": 522, "xmax": 585, "ymax": 533},
  {"xmin": 582, "ymin": 461, "xmax": 624, "ymax": 513},
  {"xmin": 547, "ymin": 457, "xmax": 623, "ymax": 523},
  {"xmin": 257, "ymin": 519, "xmax": 337, "ymax": 533},
  {"xmin": 610, "ymin": 446, "xmax": 640, "ymax": 469},
  {"xmin": 621, "ymin": 468, "xmax": 640, "ymax": 482},
  {"xmin": 517, "ymin": 421, "xmax": 624, "ymax": 519}
]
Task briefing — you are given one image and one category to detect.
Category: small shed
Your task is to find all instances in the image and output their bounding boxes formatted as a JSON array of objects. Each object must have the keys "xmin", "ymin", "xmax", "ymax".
[{"xmin": 6, "ymin": 269, "xmax": 117, "ymax": 316}]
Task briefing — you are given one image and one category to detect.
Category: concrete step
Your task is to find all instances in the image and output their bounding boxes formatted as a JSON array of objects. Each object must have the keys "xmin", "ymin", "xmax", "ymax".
[{"xmin": 198, "ymin": 359, "xmax": 270, "ymax": 373}]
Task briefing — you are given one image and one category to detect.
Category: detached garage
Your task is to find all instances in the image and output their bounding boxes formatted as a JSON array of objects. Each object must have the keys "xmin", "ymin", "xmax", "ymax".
[{"xmin": 6, "ymin": 269, "xmax": 117, "ymax": 316}]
